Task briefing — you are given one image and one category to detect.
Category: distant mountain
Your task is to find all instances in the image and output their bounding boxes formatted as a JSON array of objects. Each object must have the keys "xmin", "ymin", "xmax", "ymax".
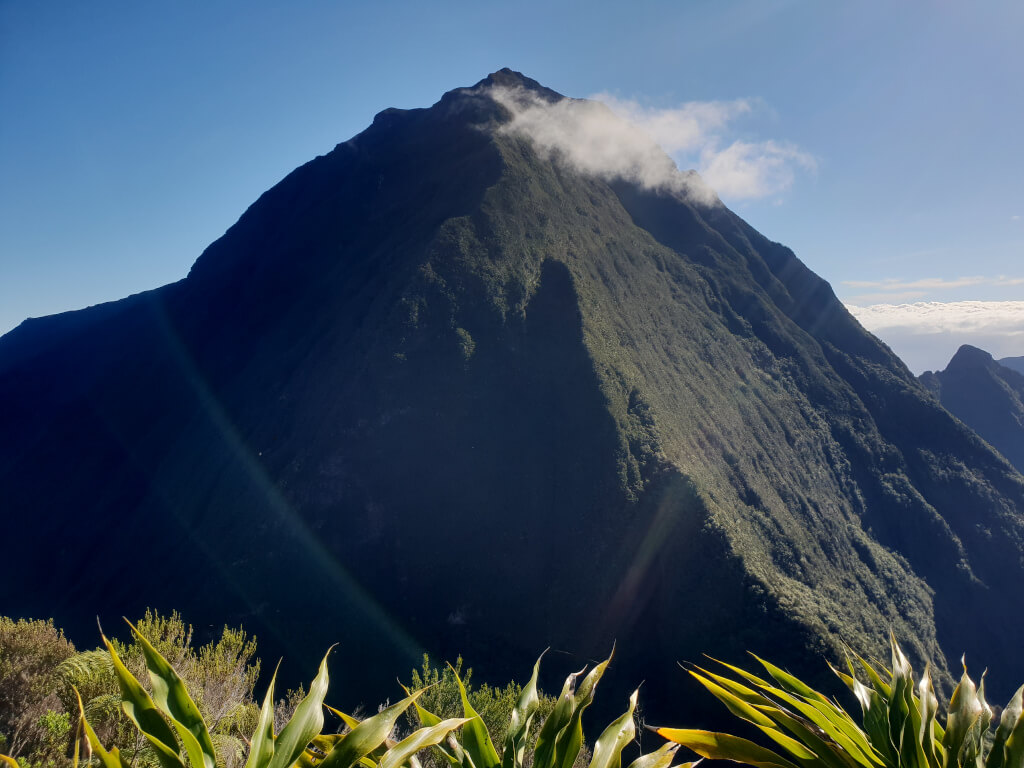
[
  {"xmin": 920, "ymin": 345, "xmax": 1024, "ymax": 473},
  {"xmin": 999, "ymin": 355, "xmax": 1024, "ymax": 375},
  {"xmin": 3, "ymin": 70, "xmax": 1024, "ymax": 717}
]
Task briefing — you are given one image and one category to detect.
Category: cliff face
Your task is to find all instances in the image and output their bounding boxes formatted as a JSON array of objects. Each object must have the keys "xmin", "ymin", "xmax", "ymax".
[
  {"xmin": 921, "ymin": 345, "xmax": 1024, "ymax": 474},
  {"xmin": 3, "ymin": 70, "xmax": 1024, "ymax": 716}
]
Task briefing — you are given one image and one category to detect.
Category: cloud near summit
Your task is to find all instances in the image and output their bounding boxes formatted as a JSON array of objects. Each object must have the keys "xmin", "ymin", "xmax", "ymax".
[{"xmin": 489, "ymin": 86, "xmax": 815, "ymax": 203}]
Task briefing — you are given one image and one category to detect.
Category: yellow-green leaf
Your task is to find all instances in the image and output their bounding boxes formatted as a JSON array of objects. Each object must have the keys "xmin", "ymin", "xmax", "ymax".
[
  {"xmin": 624, "ymin": 743, "xmax": 680, "ymax": 768},
  {"xmin": 244, "ymin": 661, "xmax": 279, "ymax": 768},
  {"xmin": 688, "ymin": 670, "xmax": 775, "ymax": 729},
  {"xmin": 449, "ymin": 663, "xmax": 501, "ymax": 768},
  {"xmin": 767, "ymin": 685, "xmax": 881, "ymax": 768},
  {"xmin": 127, "ymin": 621, "xmax": 216, "ymax": 768},
  {"xmin": 1000, "ymin": 686, "xmax": 1024, "ymax": 768},
  {"xmin": 102, "ymin": 634, "xmax": 185, "ymax": 768},
  {"xmin": 75, "ymin": 687, "xmax": 133, "ymax": 768},
  {"xmin": 268, "ymin": 648, "xmax": 333, "ymax": 768},
  {"xmin": 320, "ymin": 690, "xmax": 423, "ymax": 768},
  {"xmin": 555, "ymin": 650, "xmax": 613, "ymax": 768},
  {"xmin": 656, "ymin": 729, "xmax": 798, "ymax": 768},
  {"xmin": 534, "ymin": 668, "xmax": 584, "ymax": 768},
  {"xmin": 503, "ymin": 652, "xmax": 545, "ymax": 768},
  {"xmin": 753, "ymin": 656, "xmax": 833, "ymax": 708},
  {"xmin": 587, "ymin": 688, "xmax": 638, "ymax": 768},
  {"xmin": 380, "ymin": 718, "xmax": 472, "ymax": 768},
  {"xmin": 326, "ymin": 704, "xmax": 363, "ymax": 732}
]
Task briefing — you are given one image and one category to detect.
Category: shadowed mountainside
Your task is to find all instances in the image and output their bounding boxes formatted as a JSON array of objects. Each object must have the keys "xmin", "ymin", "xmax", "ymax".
[
  {"xmin": 920, "ymin": 345, "xmax": 1024, "ymax": 473},
  {"xmin": 999, "ymin": 355, "xmax": 1024, "ymax": 375},
  {"xmin": 3, "ymin": 70, "xmax": 1024, "ymax": 720}
]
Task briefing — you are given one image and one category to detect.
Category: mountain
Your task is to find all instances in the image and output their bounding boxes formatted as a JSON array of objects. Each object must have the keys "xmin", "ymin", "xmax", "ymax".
[
  {"xmin": 3, "ymin": 70, "xmax": 1024, "ymax": 718},
  {"xmin": 920, "ymin": 345, "xmax": 1024, "ymax": 473},
  {"xmin": 999, "ymin": 356, "xmax": 1024, "ymax": 375}
]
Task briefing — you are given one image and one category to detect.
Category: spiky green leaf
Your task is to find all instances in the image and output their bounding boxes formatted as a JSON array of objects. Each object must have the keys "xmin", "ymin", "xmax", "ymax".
[
  {"xmin": 127, "ymin": 621, "xmax": 216, "ymax": 768},
  {"xmin": 448, "ymin": 663, "xmax": 500, "ymax": 768},
  {"xmin": 656, "ymin": 729, "xmax": 798, "ymax": 768},
  {"xmin": 74, "ymin": 687, "xmax": 133, "ymax": 768},
  {"xmin": 244, "ymin": 662, "xmax": 280, "ymax": 768},
  {"xmin": 687, "ymin": 670, "xmax": 775, "ymax": 730},
  {"xmin": 503, "ymin": 653, "xmax": 545, "ymax": 768},
  {"xmin": 102, "ymin": 634, "xmax": 185, "ymax": 768},
  {"xmin": 380, "ymin": 718, "xmax": 472, "ymax": 768},
  {"xmin": 999, "ymin": 687, "xmax": 1024, "ymax": 768},
  {"xmin": 943, "ymin": 661, "xmax": 988, "ymax": 768},
  {"xmin": 533, "ymin": 667, "xmax": 584, "ymax": 768},
  {"xmin": 988, "ymin": 685, "xmax": 1024, "ymax": 768},
  {"xmin": 624, "ymin": 743, "xmax": 680, "ymax": 768},
  {"xmin": 267, "ymin": 648, "xmax": 333, "ymax": 768},
  {"xmin": 555, "ymin": 651, "xmax": 613, "ymax": 768},
  {"xmin": 587, "ymin": 688, "xmax": 638, "ymax": 768},
  {"xmin": 319, "ymin": 690, "xmax": 423, "ymax": 768}
]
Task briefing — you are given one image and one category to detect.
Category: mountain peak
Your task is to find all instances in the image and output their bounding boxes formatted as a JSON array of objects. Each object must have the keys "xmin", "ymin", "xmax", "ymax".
[
  {"xmin": 947, "ymin": 343, "xmax": 995, "ymax": 371},
  {"xmin": 434, "ymin": 68, "xmax": 564, "ymax": 114},
  {"xmin": 366, "ymin": 70, "xmax": 564, "ymax": 133},
  {"xmin": 474, "ymin": 68, "xmax": 562, "ymax": 98},
  {"xmin": 5, "ymin": 68, "xmax": 1024, "ymax": 721}
]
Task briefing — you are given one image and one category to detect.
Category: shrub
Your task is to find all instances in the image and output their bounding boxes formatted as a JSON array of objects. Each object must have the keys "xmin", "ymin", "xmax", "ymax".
[
  {"xmin": 0, "ymin": 618, "xmax": 75, "ymax": 760},
  {"xmin": 0, "ymin": 611, "xmax": 260, "ymax": 768},
  {"xmin": 403, "ymin": 655, "xmax": 556, "ymax": 748}
]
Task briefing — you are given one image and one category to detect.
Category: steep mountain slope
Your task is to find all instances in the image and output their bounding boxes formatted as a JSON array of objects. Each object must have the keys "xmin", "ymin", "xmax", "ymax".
[
  {"xmin": 3, "ymin": 71, "xmax": 1024, "ymax": 716},
  {"xmin": 921, "ymin": 345, "xmax": 1024, "ymax": 472},
  {"xmin": 1000, "ymin": 356, "xmax": 1024, "ymax": 375}
]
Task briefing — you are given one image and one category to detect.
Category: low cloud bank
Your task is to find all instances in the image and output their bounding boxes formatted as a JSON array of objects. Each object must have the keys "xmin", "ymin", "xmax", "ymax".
[
  {"xmin": 842, "ymin": 275, "xmax": 1024, "ymax": 305},
  {"xmin": 846, "ymin": 300, "xmax": 1024, "ymax": 373},
  {"xmin": 490, "ymin": 87, "xmax": 814, "ymax": 204}
]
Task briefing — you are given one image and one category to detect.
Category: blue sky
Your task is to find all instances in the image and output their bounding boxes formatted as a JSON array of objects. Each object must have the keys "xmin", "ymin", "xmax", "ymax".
[{"xmin": 2, "ymin": 1, "xmax": 1022, "ymax": 372}]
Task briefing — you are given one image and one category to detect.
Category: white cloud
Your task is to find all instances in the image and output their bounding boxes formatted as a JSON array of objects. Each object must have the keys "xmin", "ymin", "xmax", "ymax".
[
  {"xmin": 846, "ymin": 290, "xmax": 929, "ymax": 305},
  {"xmin": 589, "ymin": 93, "xmax": 753, "ymax": 154},
  {"xmin": 489, "ymin": 87, "xmax": 814, "ymax": 204},
  {"xmin": 846, "ymin": 300, "xmax": 1024, "ymax": 373},
  {"xmin": 848, "ymin": 301, "xmax": 1024, "ymax": 334},
  {"xmin": 842, "ymin": 275, "xmax": 1024, "ymax": 306},
  {"xmin": 698, "ymin": 139, "xmax": 816, "ymax": 200},
  {"xmin": 843, "ymin": 275, "xmax": 1024, "ymax": 292}
]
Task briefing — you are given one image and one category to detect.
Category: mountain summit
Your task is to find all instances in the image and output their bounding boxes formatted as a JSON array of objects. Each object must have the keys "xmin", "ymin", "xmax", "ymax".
[
  {"xmin": 3, "ymin": 72, "xmax": 1024, "ymax": 715},
  {"xmin": 920, "ymin": 345, "xmax": 1024, "ymax": 473}
]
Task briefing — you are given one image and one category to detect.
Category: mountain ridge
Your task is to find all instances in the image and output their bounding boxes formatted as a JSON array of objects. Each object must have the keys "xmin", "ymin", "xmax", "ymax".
[
  {"xmin": 999, "ymin": 355, "xmax": 1024, "ymax": 375},
  {"xmin": 920, "ymin": 344, "xmax": 1024, "ymax": 474}
]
